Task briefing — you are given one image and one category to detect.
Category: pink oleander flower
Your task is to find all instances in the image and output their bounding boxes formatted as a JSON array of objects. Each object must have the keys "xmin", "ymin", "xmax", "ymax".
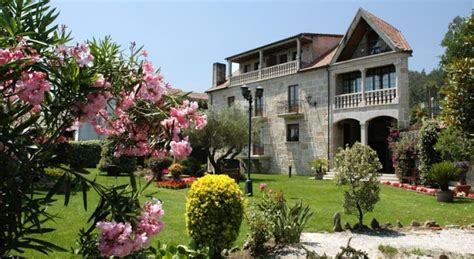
[
  {"xmin": 170, "ymin": 138, "xmax": 192, "ymax": 159},
  {"xmin": 15, "ymin": 71, "xmax": 51, "ymax": 106},
  {"xmin": 72, "ymin": 43, "xmax": 94, "ymax": 67},
  {"xmin": 259, "ymin": 183, "xmax": 267, "ymax": 191},
  {"xmin": 96, "ymin": 200, "xmax": 165, "ymax": 257},
  {"xmin": 141, "ymin": 50, "xmax": 148, "ymax": 57}
]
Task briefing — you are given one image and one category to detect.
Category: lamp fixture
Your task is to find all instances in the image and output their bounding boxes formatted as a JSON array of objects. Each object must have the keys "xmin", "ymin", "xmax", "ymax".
[{"xmin": 306, "ymin": 94, "xmax": 317, "ymax": 107}]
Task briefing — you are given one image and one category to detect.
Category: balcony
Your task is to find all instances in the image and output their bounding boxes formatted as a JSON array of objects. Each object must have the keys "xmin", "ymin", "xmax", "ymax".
[
  {"xmin": 334, "ymin": 88, "xmax": 397, "ymax": 110},
  {"xmin": 277, "ymin": 100, "xmax": 304, "ymax": 119},
  {"xmin": 230, "ymin": 60, "xmax": 298, "ymax": 86}
]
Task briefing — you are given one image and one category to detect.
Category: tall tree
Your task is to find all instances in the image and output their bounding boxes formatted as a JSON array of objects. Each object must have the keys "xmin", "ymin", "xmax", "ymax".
[
  {"xmin": 440, "ymin": 14, "xmax": 474, "ymax": 133},
  {"xmin": 186, "ymin": 107, "xmax": 249, "ymax": 173}
]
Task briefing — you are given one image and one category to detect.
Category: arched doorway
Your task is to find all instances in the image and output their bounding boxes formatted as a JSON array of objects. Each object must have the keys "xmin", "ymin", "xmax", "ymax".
[
  {"xmin": 334, "ymin": 119, "xmax": 361, "ymax": 150},
  {"xmin": 367, "ymin": 116, "xmax": 397, "ymax": 173}
]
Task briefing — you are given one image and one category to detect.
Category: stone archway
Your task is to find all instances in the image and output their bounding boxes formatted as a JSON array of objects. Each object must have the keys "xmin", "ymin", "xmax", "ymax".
[
  {"xmin": 333, "ymin": 119, "xmax": 361, "ymax": 151},
  {"xmin": 367, "ymin": 116, "xmax": 397, "ymax": 173}
]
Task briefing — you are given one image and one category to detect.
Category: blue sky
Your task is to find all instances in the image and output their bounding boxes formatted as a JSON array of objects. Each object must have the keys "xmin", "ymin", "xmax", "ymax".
[{"xmin": 52, "ymin": 0, "xmax": 471, "ymax": 93}]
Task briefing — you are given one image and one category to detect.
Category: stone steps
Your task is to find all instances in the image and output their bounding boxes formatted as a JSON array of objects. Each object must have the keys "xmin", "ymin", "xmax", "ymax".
[{"xmin": 323, "ymin": 171, "xmax": 399, "ymax": 182}]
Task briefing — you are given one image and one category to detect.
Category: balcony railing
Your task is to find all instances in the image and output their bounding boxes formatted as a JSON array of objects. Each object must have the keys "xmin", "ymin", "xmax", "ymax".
[
  {"xmin": 334, "ymin": 88, "xmax": 397, "ymax": 110},
  {"xmin": 252, "ymin": 145, "xmax": 264, "ymax": 156},
  {"xmin": 230, "ymin": 60, "xmax": 298, "ymax": 86},
  {"xmin": 276, "ymin": 100, "xmax": 302, "ymax": 115}
]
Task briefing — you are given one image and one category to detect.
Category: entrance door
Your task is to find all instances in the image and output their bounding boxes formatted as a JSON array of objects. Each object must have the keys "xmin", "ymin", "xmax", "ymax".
[{"xmin": 368, "ymin": 116, "xmax": 397, "ymax": 173}]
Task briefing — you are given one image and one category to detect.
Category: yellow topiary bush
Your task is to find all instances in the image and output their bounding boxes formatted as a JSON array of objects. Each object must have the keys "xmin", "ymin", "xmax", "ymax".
[{"xmin": 185, "ymin": 174, "xmax": 244, "ymax": 253}]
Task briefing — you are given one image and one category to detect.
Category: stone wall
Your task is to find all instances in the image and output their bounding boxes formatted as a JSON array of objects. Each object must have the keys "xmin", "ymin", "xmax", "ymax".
[
  {"xmin": 209, "ymin": 51, "xmax": 411, "ymax": 175},
  {"xmin": 209, "ymin": 69, "xmax": 329, "ymax": 175}
]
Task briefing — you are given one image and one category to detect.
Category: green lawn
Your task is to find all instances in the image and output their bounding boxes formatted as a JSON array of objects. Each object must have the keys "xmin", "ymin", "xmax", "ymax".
[{"xmin": 24, "ymin": 169, "xmax": 474, "ymax": 258}]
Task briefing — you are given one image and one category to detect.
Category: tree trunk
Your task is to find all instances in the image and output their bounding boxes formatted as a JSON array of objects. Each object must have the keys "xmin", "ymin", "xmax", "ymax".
[{"xmin": 357, "ymin": 202, "xmax": 364, "ymax": 230}]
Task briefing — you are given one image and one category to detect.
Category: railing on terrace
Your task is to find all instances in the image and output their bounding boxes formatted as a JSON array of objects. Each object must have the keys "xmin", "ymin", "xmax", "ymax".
[
  {"xmin": 230, "ymin": 60, "xmax": 298, "ymax": 86},
  {"xmin": 334, "ymin": 88, "xmax": 397, "ymax": 110}
]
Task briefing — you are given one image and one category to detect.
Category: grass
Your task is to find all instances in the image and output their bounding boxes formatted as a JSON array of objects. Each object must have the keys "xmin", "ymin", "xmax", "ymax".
[
  {"xmin": 23, "ymin": 170, "xmax": 474, "ymax": 258},
  {"xmin": 378, "ymin": 244, "xmax": 399, "ymax": 257}
]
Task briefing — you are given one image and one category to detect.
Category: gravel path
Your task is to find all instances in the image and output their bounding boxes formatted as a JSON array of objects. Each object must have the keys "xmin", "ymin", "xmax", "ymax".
[{"xmin": 301, "ymin": 229, "xmax": 474, "ymax": 258}]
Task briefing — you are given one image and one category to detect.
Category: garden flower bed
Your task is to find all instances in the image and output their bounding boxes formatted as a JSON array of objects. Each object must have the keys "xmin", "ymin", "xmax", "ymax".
[
  {"xmin": 382, "ymin": 181, "xmax": 474, "ymax": 199},
  {"xmin": 156, "ymin": 177, "xmax": 197, "ymax": 189}
]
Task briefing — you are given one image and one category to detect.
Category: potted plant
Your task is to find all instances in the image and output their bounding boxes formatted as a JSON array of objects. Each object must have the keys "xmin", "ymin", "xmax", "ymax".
[
  {"xmin": 425, "ymin": 162, "xmax": 462, "ymax": 202},
  {"xmin": 309, "ymin": 158, "xmax": 328, "ymax": 180}
]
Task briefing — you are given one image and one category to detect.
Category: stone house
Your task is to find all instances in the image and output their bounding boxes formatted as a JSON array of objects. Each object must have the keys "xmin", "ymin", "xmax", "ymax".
[{"xmin": 206, "ymin": 8, "xmax": 412, "ymax": 175}]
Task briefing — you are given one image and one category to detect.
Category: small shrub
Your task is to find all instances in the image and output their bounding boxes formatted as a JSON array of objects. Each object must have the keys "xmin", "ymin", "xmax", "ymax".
[
  {"xmin": 335, "ymin": 238, "xmax": 368, "ymax": 259},
  {"xmin": 255, "ymin": 185, "xmax": 312, "ymax": 246},
  {"xmin": 334, "ymin": 143, "xmax": 382, "ymax": 229},
  {"xmin": 425, "ymin": 161, "xmax": 462, "ymax": 191},
  {"xmin": 181, "ymin": 157, "xmax": 204, "ymax": 177},
  {"xmin": 98, "ymin": 138, "xmax": 137, "ymax": 175},
  {"xmin": 378, "ymin": 244, "xmax": 398, "ymax": 258},
  {"xmin": 147, "ymin": 157, "xmax": 173, "ymax": 180},
  {"xmin": 169, "ymin": 163, "xmax": 183, "ymax": 180},
  {"xmin": 185, "ymin": 175, "xmax": 244, "ymax": 255},
  {"xmin": 243, "ymin": 207, "xmax": 271, "ymax": 255}
]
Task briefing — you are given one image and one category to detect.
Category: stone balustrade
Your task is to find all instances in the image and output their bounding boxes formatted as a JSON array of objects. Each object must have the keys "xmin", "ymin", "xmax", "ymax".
[
  {"xmin": 230, "ymin": 60, "xmax": 298, "ymax": 86},
  {"xmin": 334, "ymin": 88, "xmax": 397, "ymax": 110}
]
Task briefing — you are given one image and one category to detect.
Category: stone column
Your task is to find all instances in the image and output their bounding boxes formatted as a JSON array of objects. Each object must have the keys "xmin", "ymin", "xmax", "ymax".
[
  {"xmin": 360, "ymin": 121, "xmax": 369, "ymax": 145},
  {"xmin": 360, "ymin": 68, "xmax": 366, "ymax": 106},
  {"xmin": 259, "ymin": 50, "xmax": 263, "ymax": 79},
  {"xmin": 227, "ymin": 60, "xmax": 232, "ymax": 80},
  {"xmin": 296, "ymin": 38, "xmax": 301, "ymax": 70}
]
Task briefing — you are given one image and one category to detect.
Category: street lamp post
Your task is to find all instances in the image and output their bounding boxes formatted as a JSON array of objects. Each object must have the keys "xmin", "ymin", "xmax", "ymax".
[{"xmin": 241, "ymin": 85, "xmax": 263, "ymax": 197}]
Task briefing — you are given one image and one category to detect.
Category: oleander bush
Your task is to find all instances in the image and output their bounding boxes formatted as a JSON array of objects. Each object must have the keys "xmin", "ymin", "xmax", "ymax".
[
  {"xmin": 67, "ymin": 140, "xmax": 102, "ymax": 169},
  {"xmin": 185, "ymin": 175, "xmax": 244, "ymax": 256}
]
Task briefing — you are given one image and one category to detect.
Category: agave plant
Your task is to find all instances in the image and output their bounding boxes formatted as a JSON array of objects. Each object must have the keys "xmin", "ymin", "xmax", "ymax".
[{"xmin": 273, "ymin": 200, "xmax": 313, "ymax": 245}]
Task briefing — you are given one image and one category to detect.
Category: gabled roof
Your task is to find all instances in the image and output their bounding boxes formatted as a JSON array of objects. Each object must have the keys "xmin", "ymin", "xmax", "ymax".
[
  {"xmin": 363, "ymin": 9, "xmax": 411, "ymax": 52},
  {"xmin": 330, "ymin": 8, "xmax": 412, "ymax": 64}
]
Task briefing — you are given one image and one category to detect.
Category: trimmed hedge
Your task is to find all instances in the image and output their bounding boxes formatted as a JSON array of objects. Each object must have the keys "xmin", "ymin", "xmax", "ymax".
[{"xmin": 67, "ymin": 140, "xmax": 103, "ymax": 169}]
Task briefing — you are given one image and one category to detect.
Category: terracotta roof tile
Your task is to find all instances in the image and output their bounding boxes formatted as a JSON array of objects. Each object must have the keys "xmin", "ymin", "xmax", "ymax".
[
  {"xmin": 362, "ymin": 9, "xmax": 412, "ymax": 52},
  {"xmin": 168, "ymin": 88, "xmax": 208, "ymax": 100},
  {"xmin": 300, "ymin": 46, "xmax": 338, "ymax": 71}
]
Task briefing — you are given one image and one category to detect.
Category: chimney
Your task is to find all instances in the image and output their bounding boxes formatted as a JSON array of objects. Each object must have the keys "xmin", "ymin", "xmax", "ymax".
[{"xmin": 212, "ymin": 62, "xmax": 226, "ymax": 88}]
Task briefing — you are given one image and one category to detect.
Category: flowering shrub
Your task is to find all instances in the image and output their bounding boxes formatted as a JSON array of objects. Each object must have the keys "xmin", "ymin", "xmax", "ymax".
[
  {"xmin": 0, "ymin": 0, "xmax": 206, "ymax": 256},
  {"xmin": 389, "ymin": 131, "xmax": 418, "ymax": 180},
  {"xmin": 418, "ymin": 120, "xmax": 442, "ymax": 184},
  {"xmin": 96, "ymin": 200, "xmax": 164, "ymax": 257},
  {"xmin": 156, "ymin": 177, "xmax": 196, "ymax": 189},
  {"xmin": 185, "ymin": 175, "xmax": 244, "ymax": 255}
]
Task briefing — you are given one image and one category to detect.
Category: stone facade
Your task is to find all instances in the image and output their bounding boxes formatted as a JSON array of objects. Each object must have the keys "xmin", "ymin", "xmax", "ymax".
[{"xmin": 207, "ymin": 9, "xmax": 412, "ymax": 175}]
